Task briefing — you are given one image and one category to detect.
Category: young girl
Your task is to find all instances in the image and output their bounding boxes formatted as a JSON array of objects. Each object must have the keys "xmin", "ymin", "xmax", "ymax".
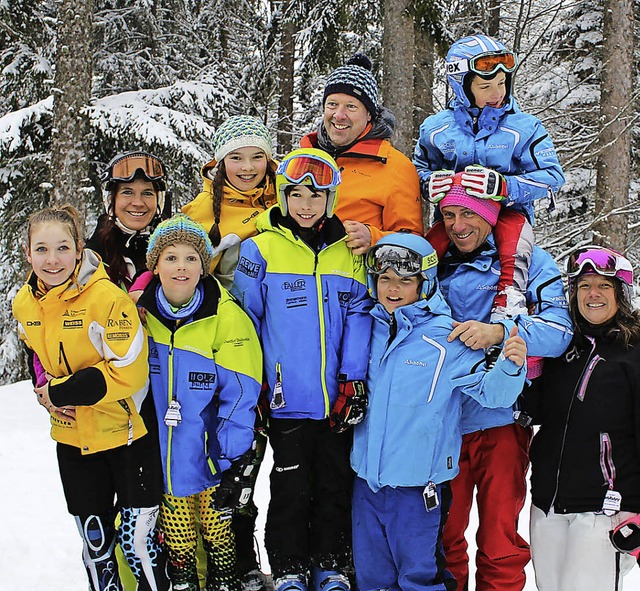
[
  {"xmin": 12, "ymin": 205, "xmax": 167, "ymax": 591},
  {"xmin": 138, "ymin": 214, "xmax": 262, "ymax": 591},
  {"xmin": 182, "ymin": 115, "xmax": 278, "ymax": 291},
  {"xmin": 414, "ymin": 34, "xmax": 565, "ymax": 323},
  {"xmin": 231, "ymin": 148, "xmax": 372, "ymax": 591},
  {"xmin": 182, "ymin": 115, "xmax": 277, "ymax": 590}
]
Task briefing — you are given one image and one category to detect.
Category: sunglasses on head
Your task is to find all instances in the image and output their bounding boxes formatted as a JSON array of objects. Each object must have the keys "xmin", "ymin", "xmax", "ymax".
[
  {"xmin": 566, "ymin": 246, "xmax": 633, "ymax": 286},
  {"xmin": 109, "ymin": 154, "xmax": 166, "ymax": 183}
]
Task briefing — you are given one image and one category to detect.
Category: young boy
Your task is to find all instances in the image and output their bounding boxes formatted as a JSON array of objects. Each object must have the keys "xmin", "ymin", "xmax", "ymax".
[
  {"xmin": 138, "ymin": 214, "xmax": 262, "ymax": 591},
  {"xmin": 231, "ymin": 148, "xmax": 372, "ymax": 591},
  {"xmin": 413, "ymin": 34, "xmax": 564, "ymax": 322},
  {"xmin": 351, "ymin": 233, "xmax": 527, "ymax": 591}
]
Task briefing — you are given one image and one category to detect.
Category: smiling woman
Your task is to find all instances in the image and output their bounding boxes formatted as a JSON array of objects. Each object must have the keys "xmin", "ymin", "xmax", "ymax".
[
  {"xmin": 86, "ymin": 151, "xmax": 170, "ymax": 290},
  {"xmin": 522, "ymin": 245, "xmax": 640, "ymax": 590}
]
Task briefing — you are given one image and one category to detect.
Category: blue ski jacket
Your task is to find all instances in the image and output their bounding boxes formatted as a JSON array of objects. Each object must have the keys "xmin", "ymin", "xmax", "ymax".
[
  {"xmin": 413, "ymin": 95, "xmax": 564, "ymax": 222},
  {"xmin": 351, "ymin": 290, "xmax": 526, "ymax": 492},
  {"xmin": 438, "ymin": 237, "xmax": 573, "ymax": 435},
  {"xmin": 231, "ymin": 208, "xmax": 372, "ymax": 420},
  {"xmin": 139, "ymin": 275, "xmax": 262, "ymax": 497}
]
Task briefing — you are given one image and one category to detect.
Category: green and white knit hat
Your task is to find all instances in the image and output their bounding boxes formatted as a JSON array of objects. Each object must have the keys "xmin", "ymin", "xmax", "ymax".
[
  {"xmin": 147, "ymin": 214, "xmax": 214, "ymax": 272},
  {"xmin": 212, "ymin": 115, "xmax": 274, "ymax": 162},
  {"xmin": 323, "ymin": 54, "xmax": 379, "ymax": 117}
]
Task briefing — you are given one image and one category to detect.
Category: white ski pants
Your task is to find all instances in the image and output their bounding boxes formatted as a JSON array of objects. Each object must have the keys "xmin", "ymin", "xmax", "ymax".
[{"xmin": 530, "ymin": 505, "xmax": 637, "ymax": 591}]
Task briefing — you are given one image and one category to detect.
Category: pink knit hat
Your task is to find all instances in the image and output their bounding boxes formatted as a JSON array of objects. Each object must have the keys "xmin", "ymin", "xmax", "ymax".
[{"xmin": 440, "ymin": 172, "xmax": 501, "ymax": 226}]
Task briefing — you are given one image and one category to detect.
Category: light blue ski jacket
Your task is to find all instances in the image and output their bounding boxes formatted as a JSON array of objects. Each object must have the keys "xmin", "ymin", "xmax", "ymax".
[
  {"xmin": 438, "ymin": 237, "xmax": 573, "ymax": 435},
  {"xmin": 413, "ymin": 96, "xmax": 564, "ymax": 222},
  {"xmin": 351, "ymin": 290, "xmax": 525, "ymax": 492}
]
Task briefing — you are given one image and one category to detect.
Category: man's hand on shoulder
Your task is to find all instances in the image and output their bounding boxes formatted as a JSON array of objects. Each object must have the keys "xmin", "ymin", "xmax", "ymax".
[{"xmin": 447, "ymin": 320, "xmax": 504, "ymax": 350}]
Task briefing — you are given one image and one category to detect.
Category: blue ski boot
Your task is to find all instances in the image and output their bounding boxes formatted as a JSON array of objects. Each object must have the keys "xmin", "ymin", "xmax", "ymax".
[
  {"xmin": 273, "ymin": 573, "xmax": 308, "ymax": 591},
  {"xmin": 311, "ymin": 568, "xmax": 350, "ymax": 591}
]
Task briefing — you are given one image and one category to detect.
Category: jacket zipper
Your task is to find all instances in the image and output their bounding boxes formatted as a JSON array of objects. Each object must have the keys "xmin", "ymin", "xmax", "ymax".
[
  {"xmin": 548, "ymin": 337, "xmax": 598, "ymax": 512},
  {"xmin": 599, "ymin": 432, "xmax": 616, "ymax": 491},
  {"xmin": 58, "ymin": 342, "xmax": 73, "ymax": 374},
  {"xmin": 312, "ymin": 250, "xmax": 330, "ymax": 416},
  {"xmin": 166, "ymin": 330, "xmax": 176, "ymax": 495}
]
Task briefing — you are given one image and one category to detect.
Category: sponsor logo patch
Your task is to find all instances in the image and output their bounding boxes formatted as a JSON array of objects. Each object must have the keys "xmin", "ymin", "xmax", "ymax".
[
  {"xmin": 224, "ymin": 337, "xmax": 251, "ymax": 348},
  {"xmin": 63, "ymin": 319, "xmax": 83, "ymax": 329},
  {"xmin": 189, "ymin": 371, "xmax": 216, "ymax": 390},
  {"xmin": 405, "ymin": 359, "xmax": 428, "ymax": 367},
  {"xmin": 106, "ymin": 331, "xmax": 130, "ymax": 341},
  {"xmin": 237, "ymin": 256, "xmax": 260, "ymax": 278},
  {"xmin": 285, "ymin": 296, "xmax": 307, "ymax": 309},
  {"xmin": 282, "ymin": 279, "xmax": 306, "ymax": 292},
  {"xmin": 107, "ymin": 318, "xmax": 133, "ymax": 329}
]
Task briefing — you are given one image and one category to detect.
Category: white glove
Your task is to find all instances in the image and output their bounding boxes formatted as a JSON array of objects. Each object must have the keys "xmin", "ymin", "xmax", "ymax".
[
  {"xmin": 427, "ymin": 170, "xmax": 455, "ymax": 203},
  {"xmin": 460, "ymin": 165, "xmax": 507, "ymax": 200}
]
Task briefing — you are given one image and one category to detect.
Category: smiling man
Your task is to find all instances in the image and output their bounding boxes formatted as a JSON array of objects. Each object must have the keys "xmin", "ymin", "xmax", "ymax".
[
  {"xmin": 436, "ymin": 186, "xmax": 573, "ymax": 591},
  {"xmin": 300, "ymin": 54, "xmax": 423, "ymax": 255}
]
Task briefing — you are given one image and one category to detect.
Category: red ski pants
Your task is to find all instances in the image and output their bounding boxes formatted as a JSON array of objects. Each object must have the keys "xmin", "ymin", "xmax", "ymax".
[{"xmin": 442, "ymin": 424, "xmax": 532, "ymax": 591}]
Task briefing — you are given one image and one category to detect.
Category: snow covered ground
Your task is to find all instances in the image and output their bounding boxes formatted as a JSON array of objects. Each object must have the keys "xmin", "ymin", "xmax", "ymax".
[{"xmin": 2, "ymin": 379, "xmax": 639, "ymax": 590}]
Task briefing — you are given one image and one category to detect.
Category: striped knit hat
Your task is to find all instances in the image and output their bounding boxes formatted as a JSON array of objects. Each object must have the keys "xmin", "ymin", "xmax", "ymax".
[
  {"xmin": 323, "ymin": 54, "xmax": 379, "ymax": 116},
  {"xmin": 212, "ymin": 115, "xmax": 274, "ymax": 163},
  {"xmin": 146, "ymin": 214, "xmax": 214, "ymax": 272}
]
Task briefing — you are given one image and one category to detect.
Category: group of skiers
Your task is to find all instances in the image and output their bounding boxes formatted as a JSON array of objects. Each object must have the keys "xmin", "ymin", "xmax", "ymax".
[{"xmin": 12, "ymin": 33, "xmax": 640, "ymax": 591}]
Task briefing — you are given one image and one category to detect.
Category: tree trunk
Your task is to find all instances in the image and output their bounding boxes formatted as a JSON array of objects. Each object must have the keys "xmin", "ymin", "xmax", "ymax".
[
  {"xmin": 487, "ymin": 0, "xmax": 500, "ymax": 37},
  {"xmin": 414, "ymin": 23, "xmax": 434, "ymax": 229},
  {"xmin": 276, "ymin": 1, "xmax": 295, "ymax": 156},
  {"xmin": 382, "ymin": 0, "xmax": 414, "ymax": 157},
  {"xmin": 50, "ymin": 0, "xmax": 93, "ymax": 216},
  {"xmin": 593, "ymin": 0, "xmax": 634, "ymax": 250}
]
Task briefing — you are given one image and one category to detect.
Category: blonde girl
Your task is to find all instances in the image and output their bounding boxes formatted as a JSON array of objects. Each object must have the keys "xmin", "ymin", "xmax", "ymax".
[{"xmin": 12, "ymin": 205, "xmax": 168, "ymax": 591}]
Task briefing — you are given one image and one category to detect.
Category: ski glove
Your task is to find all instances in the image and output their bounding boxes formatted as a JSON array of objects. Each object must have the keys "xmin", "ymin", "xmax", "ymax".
[
  {"xmin": 330, "ymin": 379, "xmax": 368, "ymax": 433},
  {"xmin": 212, "ymin": 441, "xmax": 257, "ymax": 512},
  {"xmin": 460, "ymin": 165, "xmax": 507, "ymax": 200},
  {"xmin": 427, "ymin": 170, "xmax": 455, "ymax": 203}
]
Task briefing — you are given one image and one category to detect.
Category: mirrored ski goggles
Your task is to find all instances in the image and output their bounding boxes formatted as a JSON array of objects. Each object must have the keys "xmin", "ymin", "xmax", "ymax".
[
  {"xmin": 566, "ymin": 246, "xmax": 633, "ymax": 286},
  {"xmin": 447, "ymin": 51, "xmax": 518, "ymax": 77},
  {"xmin": 276, "ymin": 155, "xmax": 341, "ymax": 189},
  {"xmin": 365, "ymin": 244, "xmax": 438, "ymax": 277},
  {"xmin": 110, "ymin": 154, "xmax": 166, "ymax": 182}
]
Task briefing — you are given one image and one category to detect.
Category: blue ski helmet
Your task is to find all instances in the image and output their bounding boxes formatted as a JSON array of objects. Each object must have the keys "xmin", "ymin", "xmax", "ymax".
[
  {"xmin": 365, "ymin": 233, "xmax": 439, "ymax": 300},
  {"xmin": 445, "ymin": 35, "xmax": 517, "ymax": 108}
]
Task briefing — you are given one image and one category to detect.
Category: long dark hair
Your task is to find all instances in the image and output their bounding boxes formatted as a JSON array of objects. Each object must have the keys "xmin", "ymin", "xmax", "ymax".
[
  {"xmin": 569, "ymin": 277, "xmax": 640, "ymax": 348},
  {"xmin": 97, "ymin": 171, "xmax": 165, "ymax": 285}
]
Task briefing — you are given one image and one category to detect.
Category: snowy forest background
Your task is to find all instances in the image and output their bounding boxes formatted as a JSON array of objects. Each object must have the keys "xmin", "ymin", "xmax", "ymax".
[{"xmin": 0, "ymin": 0, "xmax": 639, "ymax": 384}]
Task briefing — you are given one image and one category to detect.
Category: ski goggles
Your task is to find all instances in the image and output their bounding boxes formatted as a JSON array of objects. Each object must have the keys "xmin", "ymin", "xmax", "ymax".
[
  {"xmin": 446, "ymin": 51, "xmax": 518, "ymax": 77},
  {"xmin": 109, "ymin": 153, "xmax": 166, "ymax": 183},
  {"xmin": 365, "ymin": 244, "xmax": 438, "ymax": 277},
  {"xmin": 566, "ymin": 246, "xmax": 633, "ymax": 286},
  {"xmin": 276, "ymin": 155, "xmax": 341, "ymax": 189}
]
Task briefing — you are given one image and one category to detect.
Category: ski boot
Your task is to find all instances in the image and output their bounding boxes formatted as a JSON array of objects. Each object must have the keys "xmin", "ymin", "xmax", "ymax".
[
  {"xmin": 273, "ymin": 573, "xmax": 308, "ymax": 591},
  {"xmin": 241, "ymin": 568, "xmax": 269, "ymax": 591},
  {"xmin": 311, "ymin": 568, "xmax": 350, "ymax": 591}
]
